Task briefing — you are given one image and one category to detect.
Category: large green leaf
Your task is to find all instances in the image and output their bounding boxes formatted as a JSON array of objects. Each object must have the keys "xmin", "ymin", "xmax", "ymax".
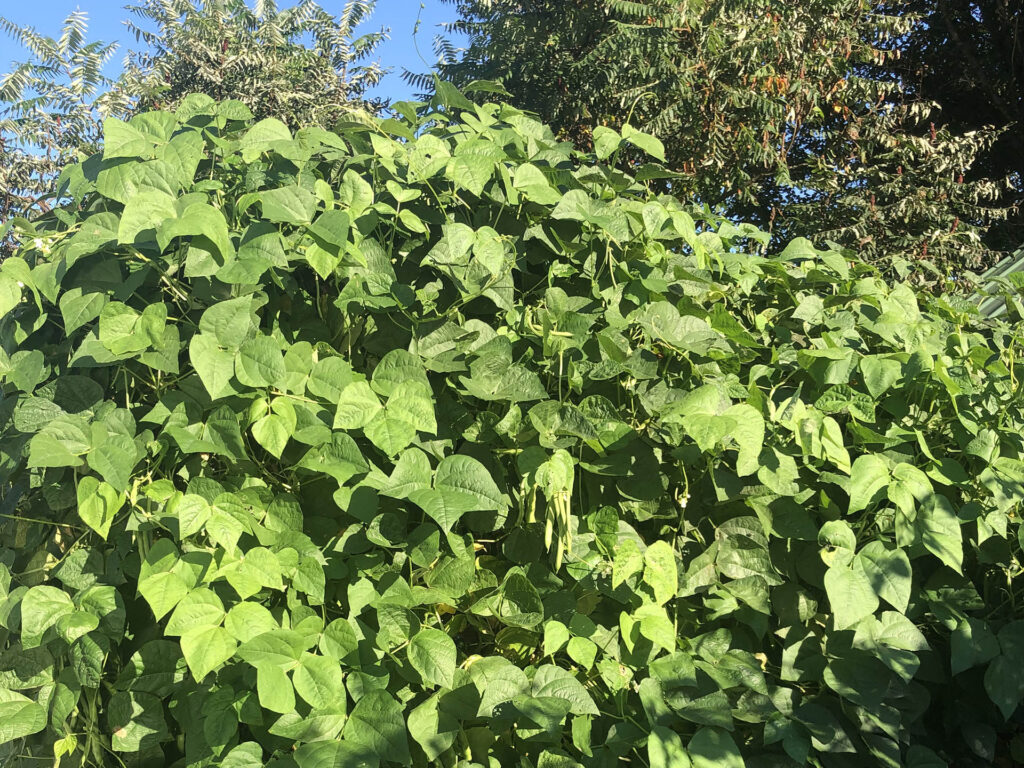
[
  {"xmin": 20, "ymin": 585, "xmax": 74, "ymax": 648},
  {"xmin": 408, "ymin": 693, "xmax": 459, "ymax": 761},
  {"xmin": 97, "ymin": 158, "xmax": 177, "ymax": 203},
  {"xmin": 408, "ymin": 628, "xmax": 457, "ymax": 689},
  {"xmin": 371, "ymin": 349, "xmax": 430, "ymax": 397},
  {"xmin": 687, "ymin": 727, "xmax": 744, "ymax": 768},
  {"xmin": 308, "ymin": 210, "xmax": 351, "ymax": 250},
  {"xmin": 260, "ymin": 185, "xmax": 317, "ymax": 224},
  {"xmin": 951, "ymin": 618, "xmax": 1000, "ymax": 676},
  {"xmin": 0, "ymin": 692, "xmax": 46, "ymax": 745},
  {"xmin": 513, "ymin": 162, "xmax": 562, "ymax": 204},
  {"xmin": 190, "ymin": 334, "xmax": 239, "ymax": 400},
  {"xmin": 847, "ymin": 455, "xmax": 890, "ymax": 514},
  {"xmin": 532, "ymin": 665, "xmax": 599, "ymax": 715},
  {"xmin": 107, "ymin": 690, "xmax": 170, "ymax": 752},
  {"xmin": 236, "ymin": 629, "xmax": 307, "ymax": 669},
  {"xmin": 77, "ymin": 476, "xmax": 125, "ymax": 538},
  {"xmin": 158, "ymin": 203, "xmax": 234, "ymax": 260},
  {"xmin": 199, "ymin": 295, "xmax": 259, "ymax": 349},
  {"xmin": 118, "ymin": 189, "xmax": 177, "ymax": 244},
  {"xmin": 165, "ymin": 587, "xmax": 225, "ymax": 636},
  {"xmin": 88, "ymin": 434, "xmax": 139, "ymax": 492},
  {"xmin": 181, "ymin": 625, "xmax": 238, "ymax": 681},
  {"xmin": 235, "ymin": 336, "xmax": 287, "ymax": 389},
  {"xmin": 103, "ymin": 117, "xmax": 154, "ymax": 160},
  {"xmin": 857, "ymin": 543, "xmax": 912, "ymax": 613},
  {"xmin": 293, "ymin": 654, "xmax": 344, "ymax": 709},
  {"xmin": 342, "ymin": 690, "xmax": 411, "ymax": 765},
  {"xmin": 334, "ymin": 381, "xmax": 382, "ymax": 429},
  {"xmin": 364, "ymin": 411, "xmax": 417, "ymax": 456},
  {"xmin": 824, "ymin": 565, "xmax": 879, "ymax": 630},
  {"xmin": 643, "ymin": 541, "xmax": 679, "ymax": 606},
  {"xmin": 622, "ymin": 124, "xmax": 666, "ymax": 161},
  {"xmin": 409, "ymin": 454, "xmax": 505, "ymax": 531},
  {"xmin": 649, "ymin": 725, "xmax": 691, "ymax": 768},
  {"xmin": 916, "ymin": 494, "xmax": 963, "ymax": 572},
  {"xmin": 138, "ymin": 571, "xmax": 189, "ymax": 621},
  {"xmin": 257, "ymin": 661, "xmax": 296, "ymax": 713},
  {"xmin": 239, "ymin": 117, "xmax": 291, "ymax": 156}
]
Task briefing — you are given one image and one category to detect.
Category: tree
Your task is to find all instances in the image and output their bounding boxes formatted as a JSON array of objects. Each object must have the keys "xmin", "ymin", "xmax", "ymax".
[
  {"xmin": 421, "ymin": 1, "xmax": 909, "ymax": 207},
  {"xmin": 1, "ymin": 0, "xmax": 388, "ymax": 253},
  {"xmin": 423, "ymin": 0, "xmax": 1014, "ymax": 279},
  {"xmin": 114, "ymin": 0, "xmax": 388, "ymax": 128},
  {"xmin": 784, "ymin": 98, "xmax": 1012, "ymax": 275},
  {"xmin": 0, "ymin": 12, "xmax": 119, "ymax": 236},
  {"xmin": 895, "ymin": 0, "xmax": 1023, "ymax": 253}
]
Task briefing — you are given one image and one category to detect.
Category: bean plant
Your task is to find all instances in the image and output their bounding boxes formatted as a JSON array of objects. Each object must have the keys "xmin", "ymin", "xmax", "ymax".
[{"xmin": 1, "ymin": 86, "xmax": 1023, "ymax": 767}]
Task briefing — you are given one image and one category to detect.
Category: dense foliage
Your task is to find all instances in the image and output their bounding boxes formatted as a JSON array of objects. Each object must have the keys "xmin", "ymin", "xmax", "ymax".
[
  {"xmin": 0, "ymin": 12, "xmax": 119, "ymax": 243},
  {"xmin": 114, "ymin": 0, "xmax": 387, "ymax": 126},
  {"xmin": 898, "ymin": 0, "xmax": 1024, "ymax": 252},
  {"xmin": 424, "ymin": 0, "xmax": 1016, "ymax": 277},
  {"xmin": 2, "ymin": 91, "xmax": 1024, "ymax": 767},
  {"xmin": 0, "ymin": 0, "xmax": 386, "ymax": 252}
]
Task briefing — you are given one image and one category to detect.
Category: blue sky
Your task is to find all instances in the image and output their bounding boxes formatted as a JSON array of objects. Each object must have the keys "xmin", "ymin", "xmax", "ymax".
[{"xmin": 0, "ymin": 1, "xmax": 466, "ymax": 102}]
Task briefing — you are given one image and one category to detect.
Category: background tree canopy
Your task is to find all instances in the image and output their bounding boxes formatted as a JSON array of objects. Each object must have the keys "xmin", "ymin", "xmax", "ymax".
[
  {"xmin": 0, "ymin": 0, "xmax": 385, "ymax": 255},
  {"xmin": 114, "ymin": 0, "xmax": 386, "ymax": 127},
  {"xmin": 0, "ymin": 12, "xmax": 119, "ymax": 239},
  {"xmin": 422, "ymin": 0, "xmax": 1021, "ymax": 279},
  {"xmin": 897, "ymin": 0, "xmax": 1023, "ymax": 252}
]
